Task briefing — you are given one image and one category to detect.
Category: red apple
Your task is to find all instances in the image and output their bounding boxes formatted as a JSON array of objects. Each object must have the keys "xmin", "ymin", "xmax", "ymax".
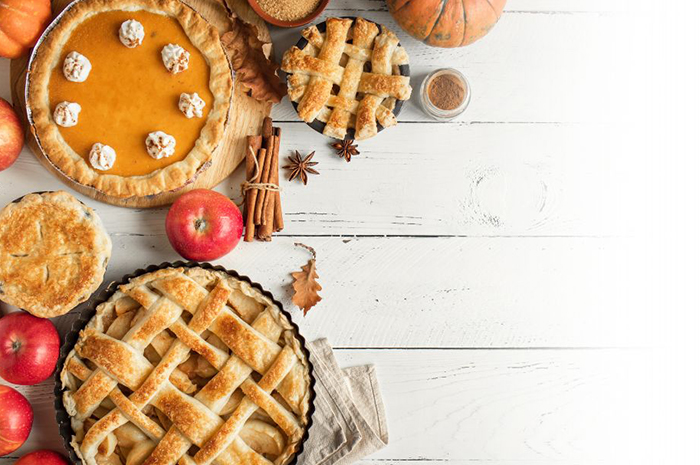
[
  {"xmin": 16, "ymin": 450, "xmax": 70, "ymax": 465},
  {"xmin": 0, "ymin": 385, "xmax": 33, "ymax": 457},
  {"xmin": 0, "ymin": 98, "xmax": 23, "ymax": 171},
  {"xmin": 0, "ymin": 312, "xmax": 60, "ymax": 385},
  {"xmin": 166, "ymin": 189, "xmax": 243, "ymax": 261}
]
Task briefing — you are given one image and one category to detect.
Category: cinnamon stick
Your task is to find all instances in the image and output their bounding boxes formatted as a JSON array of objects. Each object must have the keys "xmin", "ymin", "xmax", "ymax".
[
  {"xmin": 262, "ymin": 117, "xmax": 273, "ymax": 139},
  {"xmin": 245, "ymin": 147, "xmax": 267, "ymax": 241},
  {"xmin": 243, "ymin": 117, "xmax": 284, "ymax": 242},
  {"xmin": 244, "ymin": 135, "xmax": 262, "ymax": 220},
  {"xmin": 253, "ymin": 146, "xmax": 272, "ymax": 226},
  {"xmin": 255, "ymin": 118, "xmax": 275, "ymax": 227},
  {"xmin": 259, "ymin": 134, "xmax": 279, "ymax": 240},
  {"xmin": 273, "ymin": 127, "xmax": 284, "ymax": 232}
]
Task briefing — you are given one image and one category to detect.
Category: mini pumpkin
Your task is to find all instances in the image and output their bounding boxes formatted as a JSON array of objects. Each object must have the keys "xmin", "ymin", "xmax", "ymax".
[
  {"xmin": 0, "ymin": 0, "xmax": 52, "ymax": 59},
  {"xmin": 387, "ymin": 0, "xmax": 507, "ymax": 48}
]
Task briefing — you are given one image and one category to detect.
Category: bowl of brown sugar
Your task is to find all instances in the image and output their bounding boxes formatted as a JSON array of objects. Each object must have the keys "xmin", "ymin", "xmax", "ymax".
[
  {"xmin": 419, "ymin": 68, "xmax": 471, "ymax": 121},
  {"xmin": 248, "ymin": 0, "xmax": 331, "ymax": 27}
]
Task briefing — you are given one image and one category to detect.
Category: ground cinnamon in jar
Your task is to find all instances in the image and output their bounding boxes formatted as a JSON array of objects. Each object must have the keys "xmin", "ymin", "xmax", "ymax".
[{"xmin": 428, "ymin": 74, "xmax": 466, "ymax": 111}]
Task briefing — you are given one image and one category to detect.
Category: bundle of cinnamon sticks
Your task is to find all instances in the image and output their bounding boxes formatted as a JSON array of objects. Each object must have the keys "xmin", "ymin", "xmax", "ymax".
[{"xmin": 244, "ymin": 117, "xmax": 284, "ymax": 242}]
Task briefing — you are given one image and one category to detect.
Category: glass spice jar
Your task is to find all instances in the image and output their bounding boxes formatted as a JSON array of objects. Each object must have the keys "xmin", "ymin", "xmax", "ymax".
[{"xmin": 419, "ymin": 68, "xmax": 471, "ymax": 121}]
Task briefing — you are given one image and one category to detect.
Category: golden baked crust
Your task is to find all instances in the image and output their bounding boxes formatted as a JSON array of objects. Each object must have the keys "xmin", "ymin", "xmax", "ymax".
[
  {"xmin": 61, "ymin": 267, "xmax": 312, "ymax": 465},
  {"xmin": 0, "ymin": 191, "xmax": 111, "ymax": 317},
  {"xmin": 27, "ymin": 0, "xmax": 233, "ymax": 199},
  {"xmin": 282, "ymin": 17, "xmax": 411, "ymax": 140}
]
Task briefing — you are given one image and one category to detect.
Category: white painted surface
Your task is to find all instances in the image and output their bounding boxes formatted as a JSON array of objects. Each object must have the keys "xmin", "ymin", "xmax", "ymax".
[
  {"xmin": 3, "ymin": 349, "xmax": 653, "ymax": 464},
  {"xmin": 1, "ymin": 0, "xmax": 698, "ymax": 463},
  {"xmin": 0, "ymin": 235, "xmax": 652, "ymax": 348}
]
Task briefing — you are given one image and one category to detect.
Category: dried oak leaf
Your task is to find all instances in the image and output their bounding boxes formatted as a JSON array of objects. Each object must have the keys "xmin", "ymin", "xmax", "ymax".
[
  {"xmin": 291, "ymin": 243, "xmax": 322, "ymax": 315},
  {"xmin": 221, "ymin": 14, "xmax": 287, "ymax": 103}
]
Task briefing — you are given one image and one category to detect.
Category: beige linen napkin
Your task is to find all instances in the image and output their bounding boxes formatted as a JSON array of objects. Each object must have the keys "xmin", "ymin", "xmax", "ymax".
[{"xmin": 298, "ymin": 339, "xmax": 389, "ymax": 465}]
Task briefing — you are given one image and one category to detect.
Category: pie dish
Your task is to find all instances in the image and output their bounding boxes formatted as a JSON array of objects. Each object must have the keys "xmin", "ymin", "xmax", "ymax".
[
  {"xmin": 58, "ymin": 264, "xmax": 313, "ymax": 465},
  {"xmin": 26, "ymin": 0, "xmax": 233, "ymax": 199},
  {"xmin": 281, "ymin": 17, "xmax": 412, "ymax": 140},
  {"xmin": 0, "ymin": 191, "xmax": 111, "ymax": 318}
]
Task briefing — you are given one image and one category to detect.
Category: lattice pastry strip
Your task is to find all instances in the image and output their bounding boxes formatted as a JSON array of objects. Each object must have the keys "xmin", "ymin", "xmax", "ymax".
[
  {"xmin": 66, "ymin": 277, "xmax": 233, "ymax": 463},
  {"xmin": 324, "ymin": 17, "xmax": 379, "ymax": 139},
  {"xmin": 282, "ymin": 17, "xmax": 411, "ymax": 140},
  {"xmin": 300, "ymin": 24, "xmax": 409, "ymax": 69},
  {"xmin": 69, "ymin": 278, "xmax": 300, "ymax": 462},
  {"xmin": 293, "ymin": 17, "xmax": 352, "ymax": 124},
  {"xmin": 145, "ymin": 278, "xmax": 307, "ymax": 464},
  {"xmin": 61, "ymin": 268, "xmax": 311, "ymax": 465},
  {"xmin": 66, "ymin": 295, "xmax": 187, "ymax": 421}
]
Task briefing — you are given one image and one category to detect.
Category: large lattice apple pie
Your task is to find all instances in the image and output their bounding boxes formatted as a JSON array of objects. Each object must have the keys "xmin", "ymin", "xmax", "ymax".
[{"xmin": 60, "ymin": 266, "xmax": 312, "ymax": 465}]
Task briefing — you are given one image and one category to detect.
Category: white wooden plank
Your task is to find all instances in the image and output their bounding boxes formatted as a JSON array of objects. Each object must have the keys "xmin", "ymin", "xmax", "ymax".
[
  {"xmin": 0, "ymin": 234, "xmax": 651, "ymax": 348},
  {"xmin": 322, "ymin": 0, "xmax": 625, "ymax": 13},
  {"xmin": 1, "ymin": 3, "xmax": 636, "ymax": 126},
  {"xmin": 0, "ymin": 349, "xmax": 654, "ymax": 464},
  {"xmin": 503, "ymin": 0, "xmax": 627, "ymax": 12},
  {"xmin": 339, "ymin": 349, "xmax": 652, "ymax": 464},
  {"xmin": 0, "ymin": 121, "xmax": 642, "ymax": 238},
  {"xmin": 270, "ymin": 9, "xmax": 638, "ymax": 124}
]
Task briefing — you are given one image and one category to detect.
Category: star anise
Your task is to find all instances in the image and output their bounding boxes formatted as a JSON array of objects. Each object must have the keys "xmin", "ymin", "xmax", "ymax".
[
  {"xmin": 284, "ymin": 151, "xmax": 319, "ymax": 185},
  {"xmin": 331, "ymin": 139, "xmax": 360, "ymax": 162}
]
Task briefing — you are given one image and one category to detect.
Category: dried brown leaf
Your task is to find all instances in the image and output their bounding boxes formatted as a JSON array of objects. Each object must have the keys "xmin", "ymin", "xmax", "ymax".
[
  {"xmin": 221, "ymin": 15, "xmax": 287, "ymax": 103},
  {"xmin": 291, "ymin": 243, "xmax": 322, "ymax": 315}
]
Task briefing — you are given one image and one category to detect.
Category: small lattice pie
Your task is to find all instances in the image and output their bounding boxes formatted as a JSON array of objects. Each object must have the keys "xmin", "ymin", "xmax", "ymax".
[
  {"xmin": 282, "ymin": 17, "xmax": 412, "ymax": 140},
  {"xmin": 61, "ymin": 267, "xmax": 312, "ymax": 465},
  {"xmin": 0, "ymin": 191, "xmax": 111, "ymax": 318}
]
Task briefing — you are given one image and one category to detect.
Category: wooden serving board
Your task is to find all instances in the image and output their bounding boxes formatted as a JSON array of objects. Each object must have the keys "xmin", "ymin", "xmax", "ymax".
[{"xmin": 9, "ymin": 0, "xmax": 272, "ymax": 208}]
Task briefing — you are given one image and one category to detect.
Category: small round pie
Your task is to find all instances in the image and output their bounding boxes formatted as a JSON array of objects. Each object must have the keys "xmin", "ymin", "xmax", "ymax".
[
  {"xmin": 60, "ymin": 266, "xmax": 312, "ymax": 465},
  {"xmin": 282, "ymin": 16, "xmax": 412, "ymax": 141},
  {"xmin": 27, "ymin": 0, "xmax": 233, "ymax": 199},
  {"xmin": 0, "ymin": 191, "xmax": 111, "ymax": 318}
]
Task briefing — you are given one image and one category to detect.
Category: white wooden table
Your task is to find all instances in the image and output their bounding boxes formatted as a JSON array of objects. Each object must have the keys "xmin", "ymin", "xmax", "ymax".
[{"xmin": 1, "ymin": 0, "xmax": 681, "ymax": 463}]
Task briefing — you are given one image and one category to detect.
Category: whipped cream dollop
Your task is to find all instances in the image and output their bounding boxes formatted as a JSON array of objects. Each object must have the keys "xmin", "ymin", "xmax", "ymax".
[
  {"xmin": 161, "ymin": 44, "xmax": 189, "ymax": 74},
  {"xmin": 119, "ymin": 20, "xmax": 145, "ymax": 48},
  {"xmin": 146, "ymin": 131, "xmax": 176, "ymax": 159},
  {"xmin": 178, "ymin": 92, "xmax": 206, "ymax": 118},
  {"xmin": 53, "ymin": 102, "xmax": 81, "ymax": 127},
  {"xmin": 89, "ymin": 143, "xmax": 116, "ymax": 171},
  {"xmin": 63, "ymin": 51, "xmax": 92, "ymax": 82}
]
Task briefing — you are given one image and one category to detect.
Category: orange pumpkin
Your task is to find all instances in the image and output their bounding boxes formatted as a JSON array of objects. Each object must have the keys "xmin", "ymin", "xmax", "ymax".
[
  {"xmin": 387, "ymin": 0, "xmax": 507, "ymax": 48},
  {"xmin": 0, "ymin": 0, "xmax": 52, "ymax": 59}
]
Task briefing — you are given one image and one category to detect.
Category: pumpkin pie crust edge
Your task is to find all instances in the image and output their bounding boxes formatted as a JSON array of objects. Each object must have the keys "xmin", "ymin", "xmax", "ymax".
[{"xmin": 27, "ymin": 0, "xmax": 233, "ymax": 199}]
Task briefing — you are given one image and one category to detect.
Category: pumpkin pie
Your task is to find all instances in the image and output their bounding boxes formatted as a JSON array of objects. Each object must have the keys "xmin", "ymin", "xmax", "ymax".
[{"xmin": 27, "ymin": 0, "xmax": 233, "ymax": 199}]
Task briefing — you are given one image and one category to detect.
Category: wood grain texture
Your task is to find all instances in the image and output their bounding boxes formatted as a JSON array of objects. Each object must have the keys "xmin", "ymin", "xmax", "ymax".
[
  {"xmin": 0, "ymin": 234, "xmax": 652, "ymax": 348},
  {"xmin": 9, "ymin": 0, "xmax": 271, "ymax": 208},
  {"xmin": 326, "ymin": 0, "xmax": 626, "ymax": 13},
  {"xmin": 0, "ymin": 120, "xmax": 642, "ymax": 238},
  {"xmin": 0, "ymin": 0, "xmax": 660, "ymax": 464},
  {"xmin": 270, "ymin": 6, "xmax": 635, "ymax": 125},
  {"xmin": 0, "ymin": 349, "xmax": 654, "ymax": 464}
]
